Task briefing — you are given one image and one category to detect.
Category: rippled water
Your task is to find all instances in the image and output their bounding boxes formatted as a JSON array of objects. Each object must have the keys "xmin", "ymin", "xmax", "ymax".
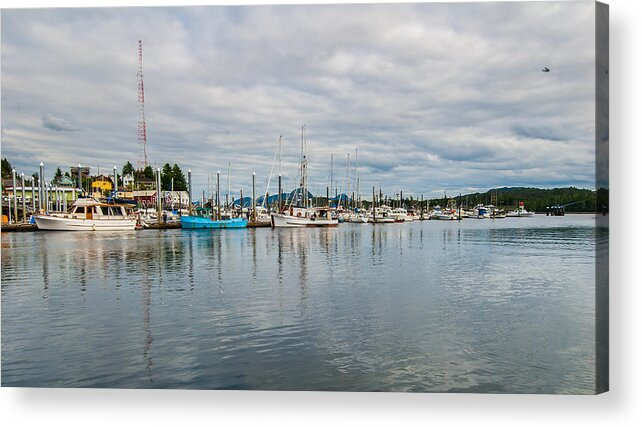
[{"xmin": 2, "ymin": 215, "xmax": 601, "ymax": 393}]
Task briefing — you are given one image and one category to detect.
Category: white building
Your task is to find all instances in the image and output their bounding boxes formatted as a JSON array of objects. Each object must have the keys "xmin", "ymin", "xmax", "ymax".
[{"xmin": 122, "ymin": 173, "xmax": 134, "ymax": 189}]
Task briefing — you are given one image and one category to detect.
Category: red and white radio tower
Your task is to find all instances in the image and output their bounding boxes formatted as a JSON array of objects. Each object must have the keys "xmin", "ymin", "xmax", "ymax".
[{"xmin": 137, "ymin": 40, "xmax": 149, "ymax": 170}]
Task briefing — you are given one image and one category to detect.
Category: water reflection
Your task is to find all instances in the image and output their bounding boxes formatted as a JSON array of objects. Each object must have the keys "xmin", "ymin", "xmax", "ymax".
[
  {"xmin": 142, "ymin": 273, "xmax": 153, "ymax": 384},
  {"xmin": 1, "ymin": 216, "xmax": 600, "ymax": 393}
]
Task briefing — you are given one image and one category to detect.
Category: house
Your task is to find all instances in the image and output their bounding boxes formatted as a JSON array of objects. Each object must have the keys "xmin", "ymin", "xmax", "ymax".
[
  {"xmin": 91, "ymin": 175, "xmax": 113, "ymax": 197},
  {"xmin": 137, "ymin": 177, "xmax": 155, "ymax": 190},
  {"xmin": 122, "ymin": 173, "xmax": 134, "ymax": 190},
  {"xmin": 133, "ymin": 190, "xmax": 157, "ymax": 206}
]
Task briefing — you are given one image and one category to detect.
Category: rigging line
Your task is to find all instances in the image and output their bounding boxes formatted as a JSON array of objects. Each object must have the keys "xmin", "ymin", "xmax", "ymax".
[{"xmin": 262, "ymin": 136, "xmax": 281, "ymax": 208}]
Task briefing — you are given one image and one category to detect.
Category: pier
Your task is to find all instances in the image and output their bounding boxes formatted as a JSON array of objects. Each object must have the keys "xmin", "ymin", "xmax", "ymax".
[{"xmin": 1, "ymin": 223, "xmax": 37, "ymax": 232}]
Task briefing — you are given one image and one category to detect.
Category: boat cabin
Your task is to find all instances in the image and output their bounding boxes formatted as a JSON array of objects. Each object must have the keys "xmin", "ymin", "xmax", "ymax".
[{"xmin": 68, "ymin": 199, "xmax": 128, "ymax": 220}]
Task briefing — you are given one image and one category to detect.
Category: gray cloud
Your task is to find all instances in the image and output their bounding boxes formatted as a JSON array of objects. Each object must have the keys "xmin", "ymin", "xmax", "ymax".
[
  {"xmin": 1, "ymin": 2, "xmax": 598, "ymax": 198},
  {"xmin": 42, "ymin": 113, "xmax": 76, "ymax": 132}
]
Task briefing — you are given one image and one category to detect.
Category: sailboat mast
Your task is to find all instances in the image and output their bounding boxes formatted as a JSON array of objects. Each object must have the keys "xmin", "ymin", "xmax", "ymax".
[
  {"xmin": 278, "ymin": 135, "xmax": 282, "ymax": 212},
  {"xmin": 346, "ymin": 153, "xmax": 350, "ymax": 210},
  {"xmin": 300, "ymin": 125, "xmax": 307, "ymax": 208},
  {"xmin": 354, "ymin": 148, "xmax": 358, "ymax": 208},
  {"xmin": 330, "ymin": 154, "xmax": 334, "ymax": 208},
  {"xmin": 226, "ymin": 161, "xmax": 231, "ymax": 210}
]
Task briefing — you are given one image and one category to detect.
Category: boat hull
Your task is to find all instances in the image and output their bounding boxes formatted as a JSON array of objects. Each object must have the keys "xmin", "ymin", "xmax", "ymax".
[
  {"xmin": 271, "ymin": 213, "xmax": 338, "ymax": 228},
  {"xmin": 181, "ymin": 216, "xmax": 248, "ymax": 229},
  {"xmin": 33, "ymin": 215, "xmax": 136, "ymax": 231},
  {"xmin": 348, "ymin": 217, "xmax": 369, "ymax": 223},
  {"xmin": 368, "ymin": 217, "xmax": 395, "ymax": 223},
  {"xmin": 506, "ymin": 212, "xmax": 534, "ymax": 217}
]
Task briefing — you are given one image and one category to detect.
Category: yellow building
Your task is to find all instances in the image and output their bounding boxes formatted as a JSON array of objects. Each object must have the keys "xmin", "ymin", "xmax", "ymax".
[{"xmin": 91, "ymin": 178, "xmax": 113, "ymax": 197}]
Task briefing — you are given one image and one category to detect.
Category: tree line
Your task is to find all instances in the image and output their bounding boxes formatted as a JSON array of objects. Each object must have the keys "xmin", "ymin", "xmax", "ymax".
[{"xmin": 426, "ymin": 187, "xmax": 601, "ymax": 213}]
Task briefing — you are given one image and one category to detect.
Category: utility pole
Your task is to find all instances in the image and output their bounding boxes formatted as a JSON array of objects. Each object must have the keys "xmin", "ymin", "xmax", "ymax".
[
  {"xmin": 21, "ymin": 173, "xmax": 26, "ymax": 223},
  {"xmin": 188, "ymin": 169, "xmax": 192, "ymax": 215},
  {"xmin": 252, "ymin": 172, "xmax": 256, "ymax": 223}
]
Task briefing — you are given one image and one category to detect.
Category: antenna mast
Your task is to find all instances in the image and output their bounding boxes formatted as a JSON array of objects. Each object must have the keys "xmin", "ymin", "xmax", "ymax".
[{"xmin": 137, "ymin": 40, "xmax": 149, "ymax": 170}]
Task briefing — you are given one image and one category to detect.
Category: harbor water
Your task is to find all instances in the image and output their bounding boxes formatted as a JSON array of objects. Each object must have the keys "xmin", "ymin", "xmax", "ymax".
[{"xmin": 1, "ymin": 215, "xmax": 601, "ymax": 393}]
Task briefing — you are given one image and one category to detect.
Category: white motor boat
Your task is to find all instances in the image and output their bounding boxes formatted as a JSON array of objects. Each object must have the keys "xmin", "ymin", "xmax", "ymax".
[
  {"xmin": 391, "ymin": 207, "xmax": 414, "ymax": 222},
  {"xmin": 368, "ymin": 206, "xmax": 395, "ymax": 223},
  {"xmin": 34, "ymin": 198, "xmax": 137, "ymax": 231},
  {"xmin": 486, "ymin": 205, "xmax": 507, "ymax": 218},
  {"xmin": 507, "ymin": 202, "xmax": 535, "ymax": 217},
  {"xmin": 437, "ymin": 209, "xmax": 458, "ymax": 220},
  {"xmin": 472, "ymin": 204, "xmax": 491, "ymax": 219},
  {"xmin": 427, "ymin": 205, "xmax": 442, "ymax": 220},
  {"xmin": 348, "ymin": 212, "xmax": 369, "ymax": 223}
]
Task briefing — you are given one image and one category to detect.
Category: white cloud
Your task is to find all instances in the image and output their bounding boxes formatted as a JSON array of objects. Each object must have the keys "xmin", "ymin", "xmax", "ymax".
[{"xmin": 1, "ymin": 2, "xmax": 598, "ymax": 198}]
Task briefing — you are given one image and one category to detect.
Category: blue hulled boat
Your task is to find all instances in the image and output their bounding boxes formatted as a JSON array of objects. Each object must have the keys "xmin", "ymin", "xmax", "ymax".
[{"xmin": 181, "ymin": 216, "xmax": 248, "ymax": 229}]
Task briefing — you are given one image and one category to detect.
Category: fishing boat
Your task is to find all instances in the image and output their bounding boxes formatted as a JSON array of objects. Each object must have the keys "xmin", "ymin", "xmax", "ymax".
[
  {"xmin": 271, "ymin": 126, "xmax": 339, "ymax": 228},
  {"xmin": 507, "ymin": 202, "xmax": 535, "ymax": 217},
  {"xmin": 271, "ymin": 206, "xmax": 338, "ymax": 227},
  {"xmin": 33, "ymin": 198, "xmax": 137, "ymax": 231},
  {"xmin": 181, "ymin": 215, "xmax": 248, "ymax": 229}
]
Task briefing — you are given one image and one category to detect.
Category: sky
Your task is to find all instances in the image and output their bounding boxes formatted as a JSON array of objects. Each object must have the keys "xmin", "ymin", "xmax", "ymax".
[{"xmin": 1, "ymin": 1, "xmax": 598, "ymax": 199}]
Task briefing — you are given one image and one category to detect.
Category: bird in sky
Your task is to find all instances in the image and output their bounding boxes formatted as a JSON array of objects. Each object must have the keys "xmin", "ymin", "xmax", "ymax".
[{"xmin": 542, "ymin": 66, "xmax": 550, "ymax": 72}]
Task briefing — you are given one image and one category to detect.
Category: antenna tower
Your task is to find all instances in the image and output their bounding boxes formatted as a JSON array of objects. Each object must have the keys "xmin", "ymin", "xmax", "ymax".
[{"xmin": 137, "ymin": 40, "xmax": 149, "ymax": 170}]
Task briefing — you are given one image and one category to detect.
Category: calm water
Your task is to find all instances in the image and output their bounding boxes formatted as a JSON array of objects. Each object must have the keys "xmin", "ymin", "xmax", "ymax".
[{"xmin": 2, "ymin": 215, "xmax": 601, "ymax": 393}]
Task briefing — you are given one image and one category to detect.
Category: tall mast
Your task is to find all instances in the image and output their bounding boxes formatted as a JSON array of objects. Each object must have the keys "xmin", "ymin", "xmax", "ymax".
[
  {"xmin": 278, "ymin": 135, "xmax": 282, "ymax": 176},
  {"xmin": 227, "ymin": 161, "xmax": 231, "ymax": 210},
  {"xmin": 278, "ymin": 135, "xmax": 282, "ymax": 212},
  {"xmin": 355, "ymin": 148, "xmax": 359, "ymax": 208},
  {"xmin": 303, "ymin": 126, "xmax": 308, "ymax": 208},
  {"xmin": 137, "ymin": 40, "xmax": 149, "ymax": 171},
  {"xmin": 299, "ymin": 125, "xmax": 307, "ymax": 208},
  {"xmin": 330, "ymin": 154, "xmax": 334, "ymax": 208},
  {"xmin": 346, "ymin": 153, "xmax": 350, "ymax": 210}
]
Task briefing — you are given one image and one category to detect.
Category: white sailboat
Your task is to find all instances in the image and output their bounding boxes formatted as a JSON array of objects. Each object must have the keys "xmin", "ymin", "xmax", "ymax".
[{"xmin": 271, "ymin": 126, "xmax": 339, "ymax": 228}]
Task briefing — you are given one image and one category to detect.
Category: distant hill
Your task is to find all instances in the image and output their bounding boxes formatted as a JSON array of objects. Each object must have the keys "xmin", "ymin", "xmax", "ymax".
[{"xmin": 428, "ymin": 187, "xmax": 600, "ymax": 213}]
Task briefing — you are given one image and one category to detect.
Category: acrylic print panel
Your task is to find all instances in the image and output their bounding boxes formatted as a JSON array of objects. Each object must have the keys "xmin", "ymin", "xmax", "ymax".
[{"xmin": 0, "ymin": 1, "xmax": 608, "ymax": 394}]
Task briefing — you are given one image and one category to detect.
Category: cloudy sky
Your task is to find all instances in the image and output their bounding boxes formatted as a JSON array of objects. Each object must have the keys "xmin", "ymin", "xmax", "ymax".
[{"xmin": 1, "ymin": 1, "xmax": 597, "ymax": 199}]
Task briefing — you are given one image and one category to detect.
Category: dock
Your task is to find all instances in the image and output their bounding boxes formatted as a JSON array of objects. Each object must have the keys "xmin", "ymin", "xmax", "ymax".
[
  {"xmin": 248, "ymin": 222, "xmax": 271, "ymax": 228},
  {"xmin": 1, "ymin": 223, "xmax": 37, "ymax": 232},
  {"xmin": 145, "ymin": 222, "xmax": 182, "ymax": 230},
  {"xmin": 0, "ymin": 221, "xmax": 272, "ymax": 232}
]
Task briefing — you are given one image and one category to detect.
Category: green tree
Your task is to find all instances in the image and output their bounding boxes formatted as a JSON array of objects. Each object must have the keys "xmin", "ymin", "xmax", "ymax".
[
  {"xmin": 122, "ymin": 161, "xmax": 135, "ymax": 177},
  {"xmin": 143, "ymin": 165, "xmax": 154, "ymax": 180},
  {"xmin": 2, "ymin": 158, "xmax": 13, "ymax": 179},
  {"xmin": 171, "ymin": 164, "xmax": 187, "ymax": 191},
  {"xmin": 54, "ymin": 167, "xmax": 63, "ymax": 180},
  {"xmin": 161, "ymin": 163, "xmax": 173, "ymax": 190}
]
